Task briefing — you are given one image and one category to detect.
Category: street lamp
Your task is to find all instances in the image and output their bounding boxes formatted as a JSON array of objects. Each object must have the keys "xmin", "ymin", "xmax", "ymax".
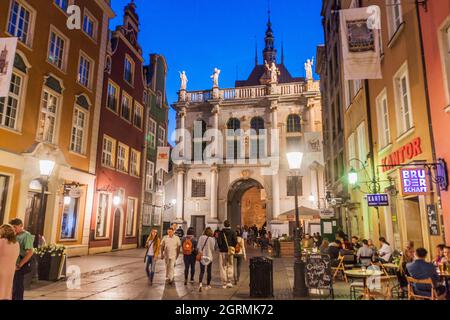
[
  {"xmin": 286, "ymin": 151, "xmax": 308, "ymax": 297},
  {"xmin": 348, "ymin": 167, "xmax": 358, "ymax": 186},
  {"xmin": 36, "ymin": 159, "xmax": 55, "ymax": 247}
]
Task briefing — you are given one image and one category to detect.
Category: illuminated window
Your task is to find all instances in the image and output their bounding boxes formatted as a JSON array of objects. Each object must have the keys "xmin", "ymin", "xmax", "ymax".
[{"xmin": 101, "ymin": 135, "xmax": 116, "ymax": 168}]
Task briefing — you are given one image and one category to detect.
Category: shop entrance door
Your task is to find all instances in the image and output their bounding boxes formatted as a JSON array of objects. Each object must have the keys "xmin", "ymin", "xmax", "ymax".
[
  {"xmin": 112, "ymin": 209, "xmax": 121, "ymax": 250},
  {"xmin": 404, "ymin": 198, "xmax": 424, "ymax": 248}
]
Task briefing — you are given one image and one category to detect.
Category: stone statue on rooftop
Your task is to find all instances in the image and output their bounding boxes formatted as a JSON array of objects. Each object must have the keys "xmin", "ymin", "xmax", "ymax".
[
  {"xmin": 179, "ymin": 71, "xmax": 188, "ymax": 91},
  {"xmin": 211, "ymin": 68, "xmax": 221, "ymax": 87},
  {"xmin": 305, "ymin": 57, "xmax": 314, "ymax": 80}
]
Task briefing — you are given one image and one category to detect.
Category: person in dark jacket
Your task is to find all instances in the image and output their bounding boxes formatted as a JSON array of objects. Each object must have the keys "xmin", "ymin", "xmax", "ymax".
[
  {"xmin": 406, "ymin": 248, "xmax": 446, "ymax": 299},
  {"xmin": 181, "ymin": 227, "xmax": 197, "ymax": 286},
  {"xmin": 216, "ymin": 220, "xmax": 237, "ymax": 288},
  {"xmin": 328, "ymin": 239, "xmax": 342, "ymax": 267}
]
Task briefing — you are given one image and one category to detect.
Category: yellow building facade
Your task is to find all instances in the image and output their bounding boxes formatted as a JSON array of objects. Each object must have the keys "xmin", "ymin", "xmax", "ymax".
[{"xmin": 0, "ymin": 0, "xmax": 114, "ymax": 256}]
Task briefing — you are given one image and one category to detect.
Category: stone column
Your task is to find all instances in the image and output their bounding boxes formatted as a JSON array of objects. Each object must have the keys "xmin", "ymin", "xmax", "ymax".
[
  {"xmin": 212, "ymin": 104, "xmax": 220, "ymax": 158},
  {"xmin": 209, "ymin": 166, "xmax": 219, "ymax": 223},
  {"xmin": 175, "ymin": 167, "xmax": 185, "ymax": 223},
  {"xmin": 179, "ymin": 108, "xmax": 186, "ymax": 159}
]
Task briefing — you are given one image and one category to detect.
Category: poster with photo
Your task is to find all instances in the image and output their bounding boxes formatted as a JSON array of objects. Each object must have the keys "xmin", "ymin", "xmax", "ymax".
[{"xmin": 0, "ymin": 37, "xmax": 18, "ymax": 97}]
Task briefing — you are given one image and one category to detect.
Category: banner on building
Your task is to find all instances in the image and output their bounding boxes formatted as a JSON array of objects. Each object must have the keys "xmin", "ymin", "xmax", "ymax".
[
  {"xmin": 0, "ymin": 37, "xmax": 18, "ymax": 97},
  {"xmin": 339, "ymin": 7, "xmax": 382, "ymax": 80},
  {"xmin": 156, "ymin": 147, "xmax": 170, "ymax": 173},
  {"xmin": 303, "ymin": 132, "xmax": 325, "ymax": 167}
]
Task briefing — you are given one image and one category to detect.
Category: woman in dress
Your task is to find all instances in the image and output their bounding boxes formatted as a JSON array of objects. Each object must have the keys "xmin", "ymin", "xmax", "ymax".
[{"xmin": 0, "ymin": 224, "xmax": 20, "ymax": 300}]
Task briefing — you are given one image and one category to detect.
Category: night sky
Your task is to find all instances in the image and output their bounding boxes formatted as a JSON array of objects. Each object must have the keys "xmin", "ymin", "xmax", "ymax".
[{"xmin": 110, "ymin": 0, "xmax": 324, "ymax": 143}]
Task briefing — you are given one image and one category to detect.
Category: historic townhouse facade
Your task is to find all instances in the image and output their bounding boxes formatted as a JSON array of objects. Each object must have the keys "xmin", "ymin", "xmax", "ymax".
[
  {"xmin": 141, "ymin": 53, "xmax": 169, "ymax": 244},
  {"xmin": 89, "ymin": 2, "xmax": 145, "ymax": 254},
  {"xmin": 0, "ymin": 0, "xmax": 114, "ymax": 256},
  {"xmin": 318, "ymin": 0, "xmax": 350, "ymax": 236},
  {"xmin": 419, "ymin": 0, "xmax": 450, "ymax": 245},
  {"xmin": 172, "ymin": 17, "xmax": 324, "ymax": 238}
]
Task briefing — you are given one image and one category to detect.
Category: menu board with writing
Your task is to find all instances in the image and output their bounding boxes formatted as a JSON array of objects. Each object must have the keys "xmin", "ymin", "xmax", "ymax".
[{"xmin": 305, "ymin": 254, "xmax": 333, "ymax": 290}]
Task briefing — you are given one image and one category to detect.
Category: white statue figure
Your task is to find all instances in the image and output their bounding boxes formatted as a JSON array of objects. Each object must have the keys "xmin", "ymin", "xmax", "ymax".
[
  {"xmin": 305, "ymin": 57, "xmax": 314, "ymax": 80},
  {"xmin": 211, "ymin": 68, "xmax": 221, "ymax": 87},
  {"xmin": 179, "ymin": 71, "xmax": 188, "ymax": 91},
  {"xmin": 269, "ymin": 62, "xmax": 280, "ymax": 83}
]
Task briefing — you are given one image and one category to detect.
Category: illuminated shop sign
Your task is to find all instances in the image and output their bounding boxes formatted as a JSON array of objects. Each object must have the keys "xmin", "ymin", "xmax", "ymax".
[
  {"xmin": 400, "ymin": 168, "xmax": 429, "ymax": 195},
  {"xmin": 381, "ymin": 137, "xmax": 423, "ymax": 172},
  {"xmin": 366, "ymin": 194, "xmax": 389, "ymax": 207}
]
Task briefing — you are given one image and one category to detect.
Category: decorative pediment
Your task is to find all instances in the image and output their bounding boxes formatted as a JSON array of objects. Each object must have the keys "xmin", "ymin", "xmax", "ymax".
[
  {"xmin": 75, "ymin": 94, "xmax": 90, "ymax": 110},
  {"xmin": 44, "ymin": 75, "xmax": 63, "ymax": 94}
]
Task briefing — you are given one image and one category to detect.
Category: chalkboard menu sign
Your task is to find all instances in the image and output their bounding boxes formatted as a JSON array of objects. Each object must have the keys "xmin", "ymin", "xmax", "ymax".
[{"xmin": 305, "ymin": 254, "xmax": 332, "ymax": 290}]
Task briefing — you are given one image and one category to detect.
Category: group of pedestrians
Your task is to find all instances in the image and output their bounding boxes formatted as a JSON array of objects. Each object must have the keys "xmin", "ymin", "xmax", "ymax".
[
  {"xmin": 0, "ymin": 219, "xmax": 34, "ymax": 300},
  {"xmin": 144, "ymin": 220, "xmax": 247, "ymax": 291}
]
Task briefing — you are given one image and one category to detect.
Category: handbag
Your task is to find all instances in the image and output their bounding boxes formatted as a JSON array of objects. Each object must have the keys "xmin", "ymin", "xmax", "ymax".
[
  {"xmin": 196, "ymin": 236, "xmax": 209, "ymax": 262},
  {"xmin": 223, "ymin": 232, "xmax": 235, "ymax": 256}
]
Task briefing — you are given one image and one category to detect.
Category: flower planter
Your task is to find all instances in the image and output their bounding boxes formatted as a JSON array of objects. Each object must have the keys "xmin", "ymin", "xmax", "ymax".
[
  {"xmin": 37, "ymin": 253, "xmax": 65, "ymax": 281},
  {"xmin": 279, "ymin": 241, "xmax": 295, "ymax": 258}
]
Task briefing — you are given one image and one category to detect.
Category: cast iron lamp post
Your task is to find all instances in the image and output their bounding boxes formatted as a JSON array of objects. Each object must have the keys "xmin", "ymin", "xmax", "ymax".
[
  {"xmin": 36, "ymin": 159, "xmax": 55, "ymax": 246},
  {"xmin": 286, "ymin": 151, "xmax": 308, "ymax": 297}
]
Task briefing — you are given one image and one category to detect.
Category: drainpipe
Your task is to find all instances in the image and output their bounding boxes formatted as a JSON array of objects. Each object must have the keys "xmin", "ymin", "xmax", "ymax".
[{"xmin": 415, "ymin": 0, "xmax": 446, "ymax": 243}]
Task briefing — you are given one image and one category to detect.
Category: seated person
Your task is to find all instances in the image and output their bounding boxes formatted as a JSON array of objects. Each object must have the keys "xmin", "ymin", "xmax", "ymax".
[
  {"xmin": 351, "ymin": 236, "xmax": 362, "ymax": 252},
  {"xmin": 340, "ymin": 243, "xmax": 356, "ymax": 265},
  {"xmin": 302, "ymin": 234, "xmax": 314, "ymax": 249},
  {"xmin": 357, "ymin": 239, "xmax": 374, "ymax": 267},
  {"xmin": 433, "ymin": 244, "xmax": 446, "ymax": 266},
  {"xmin": 406, "ymin": 248, "xmax": 447, "ymax": 300},
  {"xmin": 328, "ymin": 240, "xmax": 342, "ymax": 267},
  {"xmin": 377, "ymin": 237, "xmax": 393, "ymax": 263}
]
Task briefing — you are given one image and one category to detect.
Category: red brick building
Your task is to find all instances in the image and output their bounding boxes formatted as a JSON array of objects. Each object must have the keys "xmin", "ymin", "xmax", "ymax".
[
  {"xmin": 419, "ymin": 1, "xmax": 450, "ymax": 245},
  {"xmin": 89, "ymin": 2, "xmax": 146, "ymax": 253}
]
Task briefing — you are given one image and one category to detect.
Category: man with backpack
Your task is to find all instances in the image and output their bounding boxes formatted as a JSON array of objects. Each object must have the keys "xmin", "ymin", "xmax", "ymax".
[
  {"xmin": 216, "ymin": 220, "xmax": 237, "ymax": 288},
  {"xmin": 181, "ymin": 227, "xmax": 197, "ymax": 286}
]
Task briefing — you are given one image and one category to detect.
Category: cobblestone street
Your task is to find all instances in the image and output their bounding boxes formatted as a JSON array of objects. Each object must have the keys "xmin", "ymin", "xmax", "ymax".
[{"xmin": 24, "ymin": 247, "xmax": 351, "ymax": 300}]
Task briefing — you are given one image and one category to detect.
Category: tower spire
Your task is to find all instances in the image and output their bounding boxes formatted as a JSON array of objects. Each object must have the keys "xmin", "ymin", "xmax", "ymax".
[{"xmin": 263, "ymin": 7, "xmax": 277, "ymax": 64}]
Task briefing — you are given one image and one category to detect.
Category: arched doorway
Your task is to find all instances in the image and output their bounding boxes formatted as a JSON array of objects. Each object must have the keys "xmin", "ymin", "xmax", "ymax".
[{"xmin": 227, "ymin": 179, "xmax": 266, "ymax": 229}]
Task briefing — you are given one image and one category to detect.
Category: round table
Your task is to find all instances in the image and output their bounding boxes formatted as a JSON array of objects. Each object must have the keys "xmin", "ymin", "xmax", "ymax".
[
  {"xmin": 345, "ymin": 269, "xmax": 384, "ymax": 300},
  {"xmin": 382, "ymin": 263, "xmax": 399, "ymax": 270}
]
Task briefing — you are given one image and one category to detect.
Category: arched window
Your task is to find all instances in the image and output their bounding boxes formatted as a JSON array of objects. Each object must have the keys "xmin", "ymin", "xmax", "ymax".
[
  {"xmin": 250, "ymin": 117, "xmax": 266, "ymax": 160},
  {"xmin": 227, "ymin": 118, "xmax": 241, "ymax": 160},
  {"xmin": 192, "ymin": 120, "xmax": 207, "ymax": 162},
  {"xmin": 287, "ymin": 114, "xmax": 301, "ymax": 133}
]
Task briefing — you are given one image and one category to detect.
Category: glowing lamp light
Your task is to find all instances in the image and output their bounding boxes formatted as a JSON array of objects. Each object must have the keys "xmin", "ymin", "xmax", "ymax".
[
  {"xmin": 171, "ymin": 199, "xmax": 177, "ymax": 205},
  {"xmin": 113, "ymin": 195, "xmax": 122, "ymax": 206},
  {"xmin": 39, "ymin": 160, "xmax": 55, "ymax": 177},
  {"xmin": 309, "ymin": 193, "xmax": 316, "ymax": 203},
  {"xmin": 287, "ymin": 152, "xmax": 304, "ymax": 170},
  {"xmin": 348, "ymin": 168, "xmax": 358, "ymax": 186},
  {"xmin": 64, "ymin": 196, "xmax": 71, "ymax": 206}
]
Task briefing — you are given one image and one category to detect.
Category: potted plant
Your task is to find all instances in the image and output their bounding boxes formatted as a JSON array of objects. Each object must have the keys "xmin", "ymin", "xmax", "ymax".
[{"xmin": 34, "ymin": 244, "xmax": 66, "ymax": 281}]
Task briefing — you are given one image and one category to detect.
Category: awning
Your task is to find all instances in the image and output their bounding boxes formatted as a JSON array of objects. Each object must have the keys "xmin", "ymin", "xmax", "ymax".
[{"xmin": 278, "ymin": 206, "xmax": 321, "ymax": 221}]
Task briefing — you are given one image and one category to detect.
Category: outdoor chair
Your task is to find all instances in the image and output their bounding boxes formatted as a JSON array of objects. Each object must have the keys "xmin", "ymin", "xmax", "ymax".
[
  {"xmin": 406, "ymin": 277, "xmax": 438, "ymax": 300},
  {"xmin": 332, "ymin": 255, "xmax": 347, "ymax": 282}
]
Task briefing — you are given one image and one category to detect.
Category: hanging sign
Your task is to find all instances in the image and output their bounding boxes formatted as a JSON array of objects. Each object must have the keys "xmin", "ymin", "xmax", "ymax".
[
  {"xmin": 339, "ymin": 7, "xmax": 382, "ymax": 80},
  {"xmin": 0, "ymin": 37, "xmax": 18, "ymax": 97},
  {"xmin": 427, "ymin": 204, "xmax": 439, "ymax": 236},
  {"xmin": 400, "ymin": 168, "xmax": 429, "ymax": 195},
  {"xmin": 156, "ymin": 147, "xmax": 170, "ymax": 173},
  {"xmin": 366, "ymin": 194, "xmax": 389, "ymax": 207},
  {"xmin": 320, "ymin": 209, "xmax": 335, "ymax": 219}
]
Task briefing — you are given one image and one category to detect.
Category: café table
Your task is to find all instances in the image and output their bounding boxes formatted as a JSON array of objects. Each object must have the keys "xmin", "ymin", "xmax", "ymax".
[{"xmin": 345, "ymin": 269, "xmax": 384, "ymax": 300}]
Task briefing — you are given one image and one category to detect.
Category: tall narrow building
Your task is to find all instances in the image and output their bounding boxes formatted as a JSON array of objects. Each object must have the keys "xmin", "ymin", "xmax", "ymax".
[{"xmin": 0, "ymin": 0, "xmax": 114, "ymax": 256}]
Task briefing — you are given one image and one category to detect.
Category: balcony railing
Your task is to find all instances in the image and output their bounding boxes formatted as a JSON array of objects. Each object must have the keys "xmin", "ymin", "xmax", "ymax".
[{"xmin": 182, "ymin": 82, "xmax": 314, "ymax": 103}]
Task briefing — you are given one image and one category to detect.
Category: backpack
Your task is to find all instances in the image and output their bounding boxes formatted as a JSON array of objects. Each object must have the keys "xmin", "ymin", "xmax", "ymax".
[
  {"xmin": 235, "ymin": 242, "xmax": 241, "ymax": 254},
  {"xmin": 183, "ymin": 238, "xmax": 193, "ymax": 255}
]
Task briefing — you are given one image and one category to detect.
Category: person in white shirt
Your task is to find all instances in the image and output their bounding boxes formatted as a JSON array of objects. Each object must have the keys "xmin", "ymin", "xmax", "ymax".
[
  {"xmin": 233, "ymin": 230, "xmax": 247, "ymax": 285},
  {"xmin": 378, "ymin": 237, "xmax": 393, "ymax": 263},
  {"xmin": 160, "ymin": 228, "xmax": 181, "ymax": 285},
  {"xmin": 197, "ymin": 227, "xmax": 216, "ymax": 292}
]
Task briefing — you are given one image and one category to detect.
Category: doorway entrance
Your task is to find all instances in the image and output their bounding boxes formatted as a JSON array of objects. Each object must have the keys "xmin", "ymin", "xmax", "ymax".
[
  {"xmin": 25, "ymin": 189, "xmax": 47, "ymax": 243},
  {"xmin": 191, "ymin": 215, "xmax": 205, "ymax": 238},
  {"xmin": 404, "ymin": 197, "xmax": 424, "ymax": 248},
  {"xmin": 112, "ymin": 209, "xmax": 121, "ymax": 250},
  {"xmin": 227, "ymin": 179, "xmax": 266, "ymax": 229}
]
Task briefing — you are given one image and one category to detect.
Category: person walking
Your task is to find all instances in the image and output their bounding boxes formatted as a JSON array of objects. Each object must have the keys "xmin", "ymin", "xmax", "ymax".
[
  {"xmin": 0, "ymin": 224, "xmax": 20, "ymax": 300},
  {"xmin": 217, "ymin": 220, "xmax": 237, "ymax": 289},
  {"xmin": 160, "ymin": 228, "xmax": 181, "ymax": 285},
  {"xmin": 144, "ymin": 229, "xmax": 160, "ymax": 285},
  {"xmin": 233, "ymin": 229, "xmax": 247, "ymax": 285},
  {"xmin": 10, "ymin": 219, "xmax": 34, "ymax": 300},
  {"xmin": 182, "ymin": 227, "xmax": 198, "ymax": 286},
  {"xmin": 197, "ymin": 227, "xmax": 216, "ymax": 292}
]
